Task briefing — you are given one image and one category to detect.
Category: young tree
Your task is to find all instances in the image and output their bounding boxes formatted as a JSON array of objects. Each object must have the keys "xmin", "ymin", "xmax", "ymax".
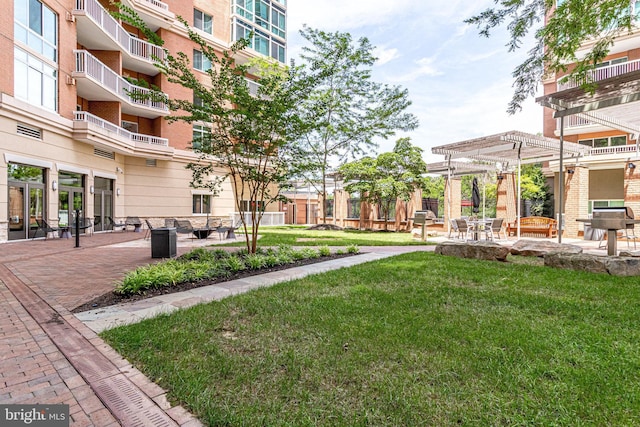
[
  {"xmin": 114, "ymin": 7, "xmax": 304, "ymax": 253},
  {"xmin": 294, "ymin": 26, "xmax": 419, "ymax": 221},
  {"xmin": 466, "ymin": 0, "xmax": 637, "ymax": 113},
  {"xmin": 338, "ymin": 138, "xmax": 427, "ymax": 231}
]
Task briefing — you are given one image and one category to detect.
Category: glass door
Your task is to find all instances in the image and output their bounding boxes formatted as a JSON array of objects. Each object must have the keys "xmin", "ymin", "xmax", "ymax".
[
  {"xmin": 8, "ymin": 184, "xmax": 25, "ymax": 240},
  {"xmin": 58, "ymin": 172, "xmax": 85, "ymax": 233},
  {"xmin": 93, "ymin": 177, "xmax": 114, "ymax": 231},
  {"xmin": 8, "ymin": 164, "xmax": 46, "ymax": 240}
]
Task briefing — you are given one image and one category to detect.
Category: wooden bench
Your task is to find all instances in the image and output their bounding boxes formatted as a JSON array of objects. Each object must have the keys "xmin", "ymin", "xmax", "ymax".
[{"xmin": 507, "ymin": 216, "xmax": 558, "ymax": 238}]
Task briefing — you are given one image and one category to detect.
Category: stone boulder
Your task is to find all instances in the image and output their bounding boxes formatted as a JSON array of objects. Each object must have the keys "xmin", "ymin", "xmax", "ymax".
[
  {"xmin": 510, "ymin": 240, "xmax": 583, "ymax": 257},
  {"xmin": 544, "ymin": 253, "xmax": 608, "ymax": 274},
  {"xmin": 618, "ymin": 250, "xmax": 640, "ymax": 257},
  {"xmin": 544, "ymin": 253, "xmax": 640, "ymax": 276},
  {"xmin": 435, "ymin": 241, "xmax": 510, "ymax": 262}
]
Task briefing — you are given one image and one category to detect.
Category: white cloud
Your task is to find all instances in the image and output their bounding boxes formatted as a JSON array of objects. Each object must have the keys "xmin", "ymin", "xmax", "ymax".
[
  {"xmin": 374, "ymin": 46, "xmax": 400, "ymax": 66},
  {"xmin": 285, "ymin": 0, "xmax": 544, "ymax": 163}
]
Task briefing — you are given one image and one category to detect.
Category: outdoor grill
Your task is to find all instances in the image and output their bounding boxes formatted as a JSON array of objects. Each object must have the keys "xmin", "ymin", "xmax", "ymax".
[{"xmin": 584, "ymin": 207, "xmax": 640, "ymax": 255}]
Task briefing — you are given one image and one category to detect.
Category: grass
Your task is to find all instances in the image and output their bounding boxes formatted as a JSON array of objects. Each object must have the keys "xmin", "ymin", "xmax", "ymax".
[
  {"xmin": 101, "ymin": 252, "xmax": 640, "ymax": 426},
  {"xmin": 225, "ymin": 225, "xmax": 429, "ymax": 247}
]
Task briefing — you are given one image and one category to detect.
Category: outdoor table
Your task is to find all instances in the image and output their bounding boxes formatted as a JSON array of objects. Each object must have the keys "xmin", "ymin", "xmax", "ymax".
[
  {"xmin": 467, "ymin": 219, "xmax": 490, "ymax": 240},
  {"xmin": 192, "ymin": 228, "xmax": 213, "ymax": 239}
]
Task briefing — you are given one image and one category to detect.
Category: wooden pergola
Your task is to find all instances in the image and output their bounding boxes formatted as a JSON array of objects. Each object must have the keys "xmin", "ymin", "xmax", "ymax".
[{"xmin": 430, "ymin": 131, "xmax": 589, "ymax": 240}]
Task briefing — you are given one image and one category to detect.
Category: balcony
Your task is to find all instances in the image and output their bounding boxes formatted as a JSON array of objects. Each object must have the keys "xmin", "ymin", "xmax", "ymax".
[
  {"xmin": 73, "ymin": 50, "xmax": 168, "ymax": 118},
  {"xmin": 557, "ymin": 59, "xmax": 640, "ymax": 91},
  {"xmin": 74, "ymin": 0, "xmax": 165, "ymax": 76},
  {"xmin": 119, "ymin": 0, "xmax": 175, "ymax": 31},
  {"xmin": 588, "ymin": 144, "xmax": 638, "ymax": 156},
  {"xmin": 73, "ymin": 111, "xmax": 173, "ymax": 158}
]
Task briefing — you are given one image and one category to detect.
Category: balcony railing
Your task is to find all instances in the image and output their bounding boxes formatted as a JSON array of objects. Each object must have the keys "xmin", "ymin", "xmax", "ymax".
[
  {"xmin": 74, "ymin": 50, "xmax": 168, "ymax": 112},
  {"xmin": 557, "ymin": 59, "xmax": 640, "ymax": 91},
  {"xmin": 74, "ymin": 0, "xmax": 165, "ymax": 64},
  {"xmin": 589, "ymin": 144, "xmax": 638, "ymax": 156},
  {"xmin": 138, "ymin": 0, "xmax": 169, "ymax": 11},
  {"xmin": 557, "ymin": 115, "xmax": 592, "ymax": 129},
  {"xmin": 74, "ymin": 111, "xmax": 169, "ymax": 146}
]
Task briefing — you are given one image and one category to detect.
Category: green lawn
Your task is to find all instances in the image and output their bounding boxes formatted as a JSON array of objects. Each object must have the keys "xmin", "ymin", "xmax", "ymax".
[
  {"xmin": 225, "ymin": 225, "xmax": 429, "ymax": 247},
  {"xmin": 101, "ymin": 252, "xmax": 640, "ymax": 426}
]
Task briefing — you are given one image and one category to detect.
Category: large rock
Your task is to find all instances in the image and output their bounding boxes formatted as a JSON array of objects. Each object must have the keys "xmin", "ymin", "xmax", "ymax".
[
  {"xmin": 544, "ymin": 253, "xmax": 640, "ymax": 276},
  {"xmin": 510, "ymin": 239, "xmax": 583, "ymax": 257},
  {"xmin": 544, "ymin": 253, "xmax": 608, "ymax": 274},
  {"xmin": 604, "ymin": 257, "xmax": 640, "ymax": 276},
  {"xmin": 435, "ymin": 241, "xmax": 509, "ymax": 261}
]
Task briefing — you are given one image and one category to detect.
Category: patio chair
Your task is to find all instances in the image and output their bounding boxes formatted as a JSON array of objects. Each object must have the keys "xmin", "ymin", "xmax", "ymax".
[
  {"xmin": 448, "ymin": 218, "xmax": 459, "ymax": 239},
  {"xmin": 485, "ymin": 218, "xmax": 505, "ymax": 241},
  {"xmin": 454, "ymin": 218, "xmax": 472, "ymax": 240},
  {"xmin": 33, "ymin": 218, "xmax": 60, "ymax": 240},
  {"xmin": 107, "ymin": 216, "xmax": 126, "ymax": 232},
  {"xmin": 174, "ymin": 219, "xmax": 194, "ymax": 239},
  {"xmin": 144, "ymin": 219, "xmax": 155, "ymax": 240}
]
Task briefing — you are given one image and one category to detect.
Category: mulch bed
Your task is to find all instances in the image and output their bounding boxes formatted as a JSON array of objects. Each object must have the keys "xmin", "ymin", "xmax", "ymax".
[{"xmin": 72, "ymin": 252, "xmax": 359, "ymax": 313}]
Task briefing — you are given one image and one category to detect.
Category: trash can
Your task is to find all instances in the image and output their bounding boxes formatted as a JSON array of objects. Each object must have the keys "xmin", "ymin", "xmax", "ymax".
[{"xmin": 151, "ymin": 227, "xmax": 177, "ymax": 258}]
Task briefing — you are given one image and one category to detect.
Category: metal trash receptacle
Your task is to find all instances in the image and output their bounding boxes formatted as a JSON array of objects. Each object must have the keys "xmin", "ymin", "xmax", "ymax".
[{"xmin": 151, "ymin": 227, "xmax": 177, "ymax": 258}]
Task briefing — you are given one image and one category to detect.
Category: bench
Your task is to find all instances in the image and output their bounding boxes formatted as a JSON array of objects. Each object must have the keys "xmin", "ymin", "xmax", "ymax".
[{"xmin": 507, "ymin": 216, "xmax": 558, "ymax": 238}]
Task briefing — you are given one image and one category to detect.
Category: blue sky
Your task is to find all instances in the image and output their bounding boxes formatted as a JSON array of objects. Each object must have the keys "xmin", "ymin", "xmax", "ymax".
[{"xmin": 286, "ymin": 0, "xmax": 543, "ymax": 163}]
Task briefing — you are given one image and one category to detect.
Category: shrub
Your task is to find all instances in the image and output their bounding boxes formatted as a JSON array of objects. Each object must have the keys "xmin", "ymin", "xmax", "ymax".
[
  {"xmin": 346, "ymin": 244, "xmax": 360, "ymax": 254},
  {"xmin": 245, "ymin": 254, "xmax": 267, "ymax": 270},
  {"xmin": 318, "ymin": 245, "xmax": 331, "ymax": 257},
  {"xmin": 265, "ymin": 254, "xmax": 282, "ymax": 267},
  {"xmin": 300, "ymin": 248, "xmax": 321, "ymax": 259},
  {"xmin": 225, "ymin": 255, "xmax": 246, "ymax": 272}
]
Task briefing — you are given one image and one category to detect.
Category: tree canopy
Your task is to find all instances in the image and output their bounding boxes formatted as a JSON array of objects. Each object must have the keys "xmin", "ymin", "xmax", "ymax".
[
  {"xmin": 338, "ymin": 138, "xmax": 427, "ymax": 230},
  {"xmin": 294, "ymin": 26, "xmax": 419, "ymax": 222},
  {"xmin": 466, "ymin": 0, "xmax": 639, "ymax": 113}
]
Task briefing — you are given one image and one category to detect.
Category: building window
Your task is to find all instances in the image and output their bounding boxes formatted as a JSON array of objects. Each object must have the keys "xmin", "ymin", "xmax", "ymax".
[
  {"xmin": 347, "ymin": 198, "xmax": 361, "ymax": 219},
  {"xmin": 14, "ymin": 0, "xmax": 57, "ymax": 62},
  {"xmin": 192, "ymin": 124, "xmax": 211, "ymax": 150},
  {"xmin": 193, "ymin": 50, "xmax": 212, "ymax": 71},
  {"xmin": 193, "ymin": 194, "xmax": 211, "ymax": 214},
  {"xmin": 194, "ymin": 9, "xmax": 213, "ymax": 34},
  {"xmin": 271, "ymin": 7, "xmax": 285, "ymax": 38},
  {"xmin": 579, "ymin": 135, "xmax": 627, "ymax": 148},
  {"xmin": 378, "ymin": 201, "xmax": 396, "ymax": 220},
  {"xmin": 325, "ymin": 199, "xmax": 334, "ymax": 217},
  {"xmin": 232, "ymin": 0, "xmax": 286, "ymax": 63},
  {"xmin": 589, "ymin": 200, "xmax": 625, "ymax": 214},
  {"xmin": 121, "ymin": 121, "xmax": 138, "ymax": 133},
  {"xmin": 14, "ymin": 0, "xmax": 58, "ymax": 111}
]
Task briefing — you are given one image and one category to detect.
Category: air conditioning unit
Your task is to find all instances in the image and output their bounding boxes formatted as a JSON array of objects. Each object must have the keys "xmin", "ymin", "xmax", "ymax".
[
  {"xmin": 66, "ymin": 76, "xmax": 76, "ymax": 86},
  {"xmin": 66, "ymin": 12, "xmax": 76, "ymax": 23}
]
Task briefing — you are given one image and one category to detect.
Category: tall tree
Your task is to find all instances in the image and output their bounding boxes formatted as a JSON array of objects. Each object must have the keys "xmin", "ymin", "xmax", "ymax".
[
  {"xmin": 338, "ymin": 138, "xmax": 427, "ymax": 231},
  {"xmin": 466, "ymin": 0, "xmax": 638, "ymax": 113},
  {"xmin": 294, "ymin": 26, "xmax": 419, "ymax": 221},
  {"xmin": 114, "ymin": 7, "xmax": 305, "ymax": 253}
]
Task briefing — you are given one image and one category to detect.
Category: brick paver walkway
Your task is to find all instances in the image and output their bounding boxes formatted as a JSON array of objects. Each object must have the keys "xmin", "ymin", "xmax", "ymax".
[{"xmin": 1, "ymin": 232, "xmax": 207, "ymax": 426}]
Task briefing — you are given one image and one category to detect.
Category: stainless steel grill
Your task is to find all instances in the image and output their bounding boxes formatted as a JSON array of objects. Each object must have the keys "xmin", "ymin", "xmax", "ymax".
[{"xmin": 588, "ymin": 207, "xmax": 639, "ymax": 255}]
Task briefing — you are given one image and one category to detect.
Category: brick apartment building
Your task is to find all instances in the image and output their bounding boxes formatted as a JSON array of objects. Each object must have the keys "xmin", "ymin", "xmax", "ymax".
[
  {"xmin": 2, "ymin": 0, "xmax": 286, "ymax": 242},
  {"xmin": 539, "ymin": 2, "xmax": 640, "ymax": 238}
]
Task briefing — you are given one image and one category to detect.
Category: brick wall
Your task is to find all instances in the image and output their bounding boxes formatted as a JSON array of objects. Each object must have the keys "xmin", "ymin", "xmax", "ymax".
[
  {"xmin": 563, "ymin": 167, "xmax": 589, "ymax": 238},
  {"xmin": 624, "ymin": 162, "xmax": 640, "ymax": 217},
  {"xmin": 88, "ymin": 101, "xmax": 121, "ymax": 125},
  {"xmin": 496, "ymin": 173, "xmax": 518, "ymax": 223},
  {"xmin": 443, "ymin": 178, "xmax": 461, "ymax": 230}
]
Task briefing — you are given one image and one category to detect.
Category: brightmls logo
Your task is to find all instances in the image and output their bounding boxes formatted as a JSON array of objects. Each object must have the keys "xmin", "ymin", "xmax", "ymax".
[{"xmin": 1, "ymin": 405, "xmax": 68, "ymax": 426}]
